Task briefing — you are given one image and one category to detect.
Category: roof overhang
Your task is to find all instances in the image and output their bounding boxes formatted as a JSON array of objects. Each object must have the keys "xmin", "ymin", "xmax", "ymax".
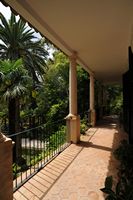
[{"xmin": 1, "ymin": 0, "xmax": 133, "ymax": 83}]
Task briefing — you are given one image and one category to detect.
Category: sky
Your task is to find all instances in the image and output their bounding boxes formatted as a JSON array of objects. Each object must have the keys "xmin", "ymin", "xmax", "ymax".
[{"xmin": 0, "ymin": 2, "xmax": 12, "ymax": 20}]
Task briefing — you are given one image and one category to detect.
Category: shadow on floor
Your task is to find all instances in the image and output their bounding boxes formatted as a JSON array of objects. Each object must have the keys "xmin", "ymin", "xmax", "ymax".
[
  {"xmin": 78, "ymin": 141, "xmax": 112, "ymax": 152},
  {"xmin": 97, "ymin": 115, "xmax": 128, "ymax": 197}
]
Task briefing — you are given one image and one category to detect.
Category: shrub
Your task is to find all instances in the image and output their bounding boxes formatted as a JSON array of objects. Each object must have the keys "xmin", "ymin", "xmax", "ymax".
[
  {"xmin": 80, "ymin": 118, "xmax": 88, "ymax": 135},
  {"xmin": 101, "ymin": 140, "xmax": 133, "ymax": 199}
]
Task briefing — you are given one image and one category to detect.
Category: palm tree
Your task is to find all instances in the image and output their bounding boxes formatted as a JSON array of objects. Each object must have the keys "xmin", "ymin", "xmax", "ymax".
[
  {"xmin": 0, "ymin": 59, "xmax": 31, "ymax": 161},
  {"xmin": 0, "ymin": 12, "xmax": 48, "ymax": 134},
  {"xmin": 0, "ymin": 59, "xmax": 31, "ymax": 133},
  {"xmin": 0, "ymin": 13, "xmax": 48, "ymax": 81},
  {"xmin": 0, "ymin": 12, "xmax": 48, "ymax": 81}
]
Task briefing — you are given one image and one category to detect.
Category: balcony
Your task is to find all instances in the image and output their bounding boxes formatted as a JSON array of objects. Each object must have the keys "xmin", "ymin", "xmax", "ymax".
[
  {"xmin": 11, "ymin": 116, "xmax": 127, "ymax": 200},
  {"xmin": 0, "ymin": 1, "xmax": 132, "ymax": 199}
]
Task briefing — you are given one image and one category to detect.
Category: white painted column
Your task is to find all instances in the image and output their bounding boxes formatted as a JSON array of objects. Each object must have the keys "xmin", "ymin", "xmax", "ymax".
[
  {"xmin": 90, "ymin": 74, "xmax": 95, "ymax": 110},
  {"xmin": 69, "ymin": 54, "xmax": 77, "ymax": 115},
  {"xmin": 89, "ymin": 74, "xmax": 96, "ymax": 126},
  {"xmin": 66, "ymin": 53, "xmax": 80, "ymax": 143}
]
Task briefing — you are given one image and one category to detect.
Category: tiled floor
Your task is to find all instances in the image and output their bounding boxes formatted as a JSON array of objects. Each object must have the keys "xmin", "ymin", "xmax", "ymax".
[{"xmin": 13, "ymin": 116, "xmax": 127, "ymax": 200}]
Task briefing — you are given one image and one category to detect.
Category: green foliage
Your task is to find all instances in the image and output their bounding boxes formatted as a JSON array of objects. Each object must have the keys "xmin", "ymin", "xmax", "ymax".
[
  {"xmin": 101, "ymin": 140, "xmax": 133, "ymax": 199},
  {"xmin": 0, "ymin": 109, "xmax": 8, "ymax": 131},
  {"xmin": 50, "ymin": 125, "xmax": 66, "ymax": 146},
  {"xmin": 114, "ymin": 140, "xmax": 133, "ymax": 181},
  {"xmin": 48, "ymin": 104, "xmax": 60, "ymax": 117},
  {"xmin": 77, "ymin": 66, "xmax": 89, "ymax": 114},
  {"xmin": 46, "ymin": 101, "xmax": 68, "ymax": 122},
  {"xmin": 101, "ymin": 176, "xmax": 133, "ymax": 200},
  {"xmin": 80, "ymin": 118, "xmax": 88, "ymax": 135},
  {"xmin": 0, "ymin": 59, "xmax": 31, "ymax": 101},
  {"xmin": 0, "ymin": 12, "xmax": 48, "ymax": 81},
  {"xmin": 0, "ymin": 48, "xmax": 91, "ymax": 133},
  {"xmin": 106, "ymin": 85, "xmax": 123, "ymax": 115},
  {"xmin": 33, "ymin": 52, "xmax": 69, "ymax": 123},
  {"xmin": 101, "ymin": 176, "xmax": 116, "ymax": 199},
  {"xmin": 12, "ymin": 163, "xmax": 21, "ymax": 179}
]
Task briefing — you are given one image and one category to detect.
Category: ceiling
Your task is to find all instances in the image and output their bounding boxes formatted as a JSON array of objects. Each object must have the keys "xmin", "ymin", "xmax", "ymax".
[{"xmin": 2, "ymin": 0, "xmax": 133, "ymax": 83}]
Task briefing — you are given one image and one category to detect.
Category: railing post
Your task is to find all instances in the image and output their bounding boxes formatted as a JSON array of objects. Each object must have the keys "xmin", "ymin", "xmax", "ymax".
[
  {"xmin": 0, "ymin": 133, "xmax": 13, "ymax": 200},
  {"xmin": 66, "ymin": 114, "xmax": 80, "ymax": 143}
]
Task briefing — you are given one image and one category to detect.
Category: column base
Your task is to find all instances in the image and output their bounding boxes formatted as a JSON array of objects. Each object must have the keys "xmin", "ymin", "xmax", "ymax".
[{"xmin": 66, "ymin": 114, "xmax": 80, "ymax": 143}]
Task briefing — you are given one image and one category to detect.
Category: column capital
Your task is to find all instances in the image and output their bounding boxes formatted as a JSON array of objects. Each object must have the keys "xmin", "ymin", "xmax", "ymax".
[
  {"xmin": 89, "ymin": 72, "xmax": 95, "ymax": 78},
  {"xmin": 69, "ymin": 51, "xmax": 78, "ymax": 61}
]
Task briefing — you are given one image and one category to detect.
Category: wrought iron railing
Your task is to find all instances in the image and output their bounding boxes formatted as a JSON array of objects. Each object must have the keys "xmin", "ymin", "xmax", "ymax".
[{"xmin": 9, "ymin": 119, "xmax": 70, "ymax": 191}]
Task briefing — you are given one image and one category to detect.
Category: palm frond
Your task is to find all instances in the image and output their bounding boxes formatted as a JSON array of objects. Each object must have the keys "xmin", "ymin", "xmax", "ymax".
[
  {"xmin": 3, "ymin": 89, "xmax": 11, "ymax": 101},
  {"xmin": 11, "ymin": 85, "xmax": 27, "ymax": 98},
  {"xmin": 0, "ymin": 72, "xmax": 5, "ymax": 82},
  {"xmin": 0, "ymin": 12, "xmax": 49, "ymax": 81},
  {"xmin": 10, "ymin": 13, "xmax": 16, "ymax": 25},
  {"xmin": 0, "ymin": 12, "xmax": 11, "ymax": 34}
]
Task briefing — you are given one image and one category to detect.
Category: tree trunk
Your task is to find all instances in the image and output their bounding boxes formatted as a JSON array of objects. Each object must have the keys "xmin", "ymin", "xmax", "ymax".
[
  {"xmin": 8, "ymin": 98, "xmax": 21, "ymax": 162},
  {"xmin": 8, "ymin": 98, "xmax": 20, "ymax": 135}
]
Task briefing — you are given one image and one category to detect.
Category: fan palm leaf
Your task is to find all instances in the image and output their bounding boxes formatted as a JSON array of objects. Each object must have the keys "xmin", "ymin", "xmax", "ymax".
[{"xmin": 0, "ymin": 59, "xmax": 32, "ymax": 100}]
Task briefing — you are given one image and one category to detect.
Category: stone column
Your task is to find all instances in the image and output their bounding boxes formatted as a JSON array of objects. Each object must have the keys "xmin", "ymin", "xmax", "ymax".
[
  {"xmin": 89, "ymin": 74, "xmax": 96, "ymax": 126},
  {"xmin": 69, "ymin": 54, "xmax": 77, "ymax": 115},
  {"xmin": 66, "ymin": 53, "xmax": 80, "ymax": 143},
  {"xmin": 0, "ymin": 133, "xmax": 13, "ymax": 200}
]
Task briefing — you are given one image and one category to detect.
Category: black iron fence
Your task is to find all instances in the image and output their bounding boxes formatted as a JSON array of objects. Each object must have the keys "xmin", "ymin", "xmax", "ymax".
[
  {"xmin": 9, "ymin": 119, "xmax": 70, "ymax": 191},
  {"xmin": 0, "ymin": 115, "xmax": 45, "ymax": 134}
]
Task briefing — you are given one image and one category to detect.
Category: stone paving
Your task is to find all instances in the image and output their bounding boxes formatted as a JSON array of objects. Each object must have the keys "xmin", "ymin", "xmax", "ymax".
[{"xmin": 13, "ymin": 116, "xmax": 127, "ymax": 200}]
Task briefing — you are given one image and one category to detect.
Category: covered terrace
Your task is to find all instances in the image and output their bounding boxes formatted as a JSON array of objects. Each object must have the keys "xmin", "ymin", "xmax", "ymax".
[{"xmin": 0, "ymin": 0, "xmax": 133, "ymax": 199}]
